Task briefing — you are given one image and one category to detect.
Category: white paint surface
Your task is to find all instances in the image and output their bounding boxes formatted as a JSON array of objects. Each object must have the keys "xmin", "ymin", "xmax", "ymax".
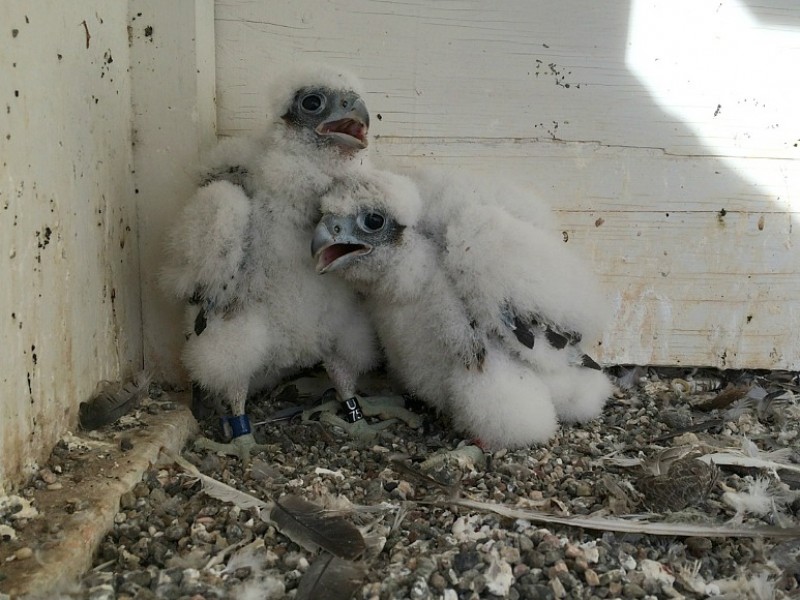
[
  {"xmin": 215, "ymin": 0, "xmax": 800, "ymax": 369},
  {"xmin": 0, "ymin": 3, "xmax": 142, "ymax": 489},
  {"xmin": 130, "ymin": 0, "xmax": 217, "ymax": 384}
]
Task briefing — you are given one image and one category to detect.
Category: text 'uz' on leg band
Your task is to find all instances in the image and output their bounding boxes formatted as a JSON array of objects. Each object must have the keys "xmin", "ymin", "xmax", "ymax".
[
  {"xmin": 225, "ymin": 414, "xmax": 252, "ymax": 438},
  {"xmin": 344, "ymin": 397, "xmax": 364, "ymax": 423}
]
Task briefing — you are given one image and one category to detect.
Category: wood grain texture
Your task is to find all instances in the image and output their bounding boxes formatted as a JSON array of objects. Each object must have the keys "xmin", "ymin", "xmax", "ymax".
[{"xmin": 213, "ymin": 0, "xmax": 800, "ymax": 368}]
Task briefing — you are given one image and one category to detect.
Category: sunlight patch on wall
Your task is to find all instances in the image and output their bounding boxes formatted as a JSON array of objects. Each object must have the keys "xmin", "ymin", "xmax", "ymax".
[{"xmin": 626, "ymin": 0, "xmax": 800, "ymax": 213}]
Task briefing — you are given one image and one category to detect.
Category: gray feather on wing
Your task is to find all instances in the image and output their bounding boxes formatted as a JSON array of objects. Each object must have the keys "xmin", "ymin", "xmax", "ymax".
[{"xmin": 500, "ymin": 301, "xmax": 584, "ymax": 351}]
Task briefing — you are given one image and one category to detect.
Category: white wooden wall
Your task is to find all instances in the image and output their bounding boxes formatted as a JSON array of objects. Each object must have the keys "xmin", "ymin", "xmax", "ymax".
[
  {"xmin": 0, "ymin": 3, "xmax": 143, "ymax": 490},
  {"xmin": 131, "ymin": 0, "xmax": 217, "ymax": 387},
  {"xmin": 2, "ymin": 0, "xmax": 798, "ymax": 490},
  {"xmin": 213, "ymin": 0, "xmax": 800, "ymax": 370}
]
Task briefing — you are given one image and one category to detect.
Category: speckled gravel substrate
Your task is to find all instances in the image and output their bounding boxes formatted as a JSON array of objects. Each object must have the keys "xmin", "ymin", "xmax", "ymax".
[{"xmin": 9, "ymin": 368, "xmax": 800, "ymax": 599}]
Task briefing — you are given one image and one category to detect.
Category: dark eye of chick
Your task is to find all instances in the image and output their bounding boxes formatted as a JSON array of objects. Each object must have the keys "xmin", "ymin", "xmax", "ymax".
[
  {"xmin": 300, "ymin": 93, "xmax": 325, "ymax": 114},
  {"xmin": 362, "ymin": 212, "xmax": 385, "ymax": 232}
]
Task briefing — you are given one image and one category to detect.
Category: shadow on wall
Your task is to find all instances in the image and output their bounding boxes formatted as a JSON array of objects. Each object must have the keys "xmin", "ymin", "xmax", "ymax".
[{"xmin": 210, "ymin": 0, "xmax": 800, "ymax": 368}]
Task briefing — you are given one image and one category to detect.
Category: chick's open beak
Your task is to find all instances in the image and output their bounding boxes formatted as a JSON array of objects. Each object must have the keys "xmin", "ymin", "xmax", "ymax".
[
  {"xmin": 315, "ymin": 97, "xmax": 370, "ymax": 149},
  {"xmin": 312, "ymin": 215, "xmax": 372, "ymax": 273}
]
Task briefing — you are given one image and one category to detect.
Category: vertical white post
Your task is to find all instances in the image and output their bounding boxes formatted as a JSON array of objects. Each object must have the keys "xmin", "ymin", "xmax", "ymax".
[{"xmin": 129, "ymin": 0, "xmax": 217, "ymax": 383}]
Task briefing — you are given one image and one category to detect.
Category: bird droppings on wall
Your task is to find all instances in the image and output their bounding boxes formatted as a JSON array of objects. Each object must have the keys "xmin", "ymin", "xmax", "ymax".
[
  {"xmin": 35, "ymin": 227, "xmax": 52, "ymax": 250},
  {"xmin": 533, "ymin": 120, "xmax": 564, "ymax": 141},
  {"xmin": 533, "ymin": 59, "xmax": 580, "ymax": 89},
  {"xmin": 1, "ymin": 3, "xmax": 142, "ymax": 490},
  {"xmin": 100, "ymin": 50, "xmax": 113, "ymax": 80}
]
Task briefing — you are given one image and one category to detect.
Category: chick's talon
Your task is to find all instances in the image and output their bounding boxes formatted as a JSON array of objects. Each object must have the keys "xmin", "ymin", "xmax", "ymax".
[
  {"xmin": 193, "ymin": 433, "xmax": 269, "ymax": 464},
  {"xmin": 319, "ymin": 412, "xmax": 397, "ymax": 442}
]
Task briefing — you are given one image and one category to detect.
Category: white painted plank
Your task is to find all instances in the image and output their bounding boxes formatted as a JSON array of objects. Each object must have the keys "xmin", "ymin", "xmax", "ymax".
[
  {"xmin": 212, "ymin": 0, "xmax": 800, "ymax": 369},
  {"xmin": 130, "ymin": 0, "xmax": 217, "ymax": 384},
  {"xmin": 375, "ymin": 140, "xmax": 799, "ymax": 214},
  {"xmin": 381, "ymin": 141, "xmax": 799, "ymax": 370},
  {"xmin": 0, "ymin": 3, "xmax": 141, "ymax": 489},
  {"xmin": 215, "ymin": 0, "xmax": 800, "ymax": 160}
]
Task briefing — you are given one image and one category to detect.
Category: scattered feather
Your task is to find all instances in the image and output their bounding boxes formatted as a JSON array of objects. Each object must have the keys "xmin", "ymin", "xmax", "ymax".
[
  {"xmin": 271, "ymin": 495, "xmax": 366, "ymax": 560},
  {"xmin": 641, "ymin": 446, "xmax": 701, "ymax": 476},
  {"xmin": 169, "ymin": 451, "xmax": 269, "ymax": 511},
  {"xmin": 698, "ymin": 452, "xmax": 800, "ymax": 477},
  {"xmin": 234, "ymin": 576, "xmax": 286, "ymax": 600},
  {"xmin": 639, "ymin": 458, "xmax": 717, "ymax": 512},
  {"xmin": 444, "ymin": 497, "xmax": 800, "ymax": 538},
  {"xmin": 709, "ymin": 572, "xmax": 780, "ymax": 600},
  {"xmin": 722, "ymin": 478, "xmax": 775, "ymax": 518},
  {"xmin": 222, "ymin": 539, "xmax": 267, "ymax": 575},
  {"xmin": 640, "ymin": 558, "xmax": 676, "ymax": 590},
  {"xmin": 650, "ymin": 417, "xmax": 723, "ymax": 443},
  {"xmin": 390, "ymin": 455, "xmax": 461, "ymax": 497},
  {"xmin": 720, "ymin": 477, "xmax": 794, "ymax": 525},
  {"xmin": 166, "ymin": 450, "xmax": 366, "ymax": 559},
  {"xmin": 361, "ymin": 531, "xmax": 388, "ymax": 562},
  {"xmin": 696, "ymin": 384, "xmax": 751, "ymax": 411},
  {"xmin": 616, "ymin": 366, "xmax": 646, "ymax": 390},
  {"xmin": 294, "ymin": 553, "xmax": 367, "ymax": 600},
  {"xmin": 79, "ymin": 371, "xmax": 152, "ymax": 430}
]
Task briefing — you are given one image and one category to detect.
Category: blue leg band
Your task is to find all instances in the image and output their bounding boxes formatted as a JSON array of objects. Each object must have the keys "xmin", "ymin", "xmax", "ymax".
[{"xmin": 225, "ymin": 414, "xmax": 252, "ymax": 438}]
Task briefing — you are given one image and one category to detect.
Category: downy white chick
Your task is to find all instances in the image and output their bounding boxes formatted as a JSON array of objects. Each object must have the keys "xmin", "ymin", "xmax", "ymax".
[
  {"xmin": 311, "ymin": 169, "xmax": 613, "ymax": 449},
  {"xmin": 161, "ymin": 66, "xmax": 416, "ymax": 460}
]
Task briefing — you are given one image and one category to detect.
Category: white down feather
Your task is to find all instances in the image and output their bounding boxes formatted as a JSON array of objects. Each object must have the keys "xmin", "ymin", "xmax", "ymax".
[{"xmin": 319, "ymin": 167, "xmax": 613, "ymax": 447}]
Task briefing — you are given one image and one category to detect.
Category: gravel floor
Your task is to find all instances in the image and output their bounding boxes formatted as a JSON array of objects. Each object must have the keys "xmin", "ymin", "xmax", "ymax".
[{"xmin": 3, "ymin": 367, "xmax": 800, "ymax": 599}]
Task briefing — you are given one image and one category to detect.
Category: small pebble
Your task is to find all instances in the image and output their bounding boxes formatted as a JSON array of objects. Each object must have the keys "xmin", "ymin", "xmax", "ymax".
[
  {"xmin": 429, "ymin": 572, "xmax": 447, "ymax": 591},
  {"xmin": 550, "ymin": 575, "xmax": 567, "ymax": 599},
  {"xmin": 14, "ymin": 547, "xmax": 33, "ymax": 560},
  {"xmin": 39, "ymin": 468, "xmax": 58, "ymax": 484},
  {"xmin": 622, "ymin": 582, "xmax": 646, "ymax": 598},
  {"xmin": 686, "ymin": 537, "xmax": 713, "ymax": 557},
  {"xmin": 41, "ymin": 368, "xmax": 794, "ymax": 599},
  {"xmin": 119, "ymin": 491, "xmax": 137, "ymax": 510}
]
